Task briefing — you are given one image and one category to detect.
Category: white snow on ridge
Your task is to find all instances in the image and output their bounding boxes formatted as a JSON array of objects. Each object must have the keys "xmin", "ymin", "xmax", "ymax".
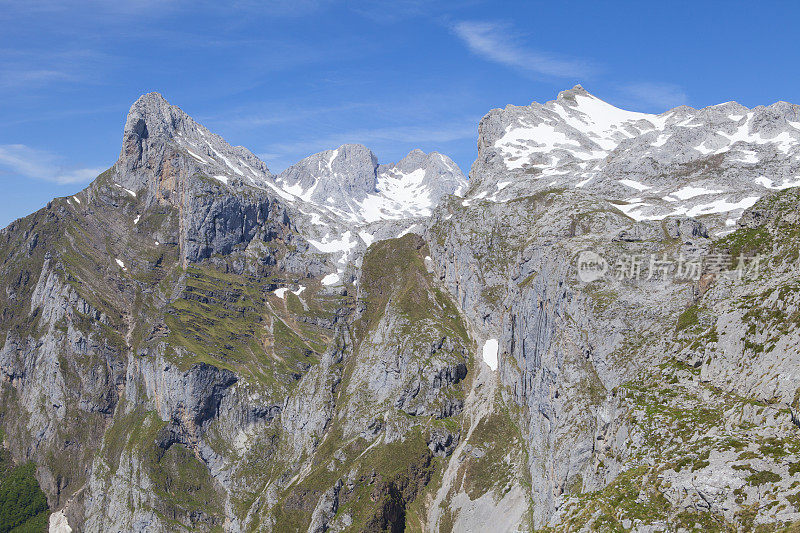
[
  {"xmin": 276, "ymin": 155, "xmax": 462, "ymax": 227},
  {"xmin": 186, "ymin": 149, "xmax": 209, "ymax": 164},
  {"xmin": 213, "ymin": 175, "xmax": 229, "ymax": 185},
  {"xmin": 558, "ymin": 93, "xmax": 663, "ymax": 142},
  {"xmin": 326, "ymin": 149, "xmax": 339, "ymax": 172},
  {"xmin": 210, "ymin": 146, "xmax": 245, "ymax": 176},
  {"xmin": 495, "ymin": 123, "xmax": 584, "ymax": 170},
  {"xmin": 496, "ymin": 91, "xmax": 667, "ymax": 170},
  {"xmin": 115, "ymin": 258, "xmax": 126, "ymax": 269}
]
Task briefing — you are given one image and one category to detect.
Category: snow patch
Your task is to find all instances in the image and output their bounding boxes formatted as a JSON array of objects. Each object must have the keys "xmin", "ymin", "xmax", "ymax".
[
  {"xmin": 213, "ymin": 175, "xmax": 229, "ymax": 185},
  {"xmin": 358, "ymin": 231, "xmax": 375, "ymax": 247},
  {"xmin": 482, "ymin": 339, "xmax": 499, "ymax": 371},
  {"xmin": 113, "ymin": 183, "xmax": 136, "ymax": 197},
  {"xmin": 671, "ymin": 186, "xmax": 724, "ymax": 200},
  {"xmin": 273, "ymin": 288, "xmax": 288, "ymax": 298},
  {"xmin": 615, "ymin": 200, "xmax": 653, "ymax": 221},
  {"xmin": 618, "ymin": 179, "xmax": 651, "ymax": 192},
  {"xmin": 680, "ymin": 196, "xmax": 761, "ymax": 217},
  {"xmin": 186, "ymin": 149, "xmax": 209, "ymax": 164},
  {"xmin": 307, "ymin": 231, "xmax": 357, "ymax": 254},
  {"xmin": 732, "ymin": 149, "xmax": 759, "ymax": 164},
  {"xmin": 321, "ymin": 273, "xmax": 340, "ymax": 286},
  {"xmin": 755, "ymin": 175, "xmax": 800, "ymax": 190}
]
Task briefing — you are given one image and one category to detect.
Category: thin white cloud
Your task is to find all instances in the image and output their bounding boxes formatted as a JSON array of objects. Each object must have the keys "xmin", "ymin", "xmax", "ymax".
[
  {"xmin": 616, "ymin": 82, "xmax": 689, "ymax": 111},
  {"xmin": 0, "ymin": 144, "xmax": 104, "ymax": 184},
  {"xmin": 0, "ymin": 48, "xmax": 111, "ymax": 90},
  {"xmin": 452, "ymin": 21, "xmax": 595, "ymax": 78}
]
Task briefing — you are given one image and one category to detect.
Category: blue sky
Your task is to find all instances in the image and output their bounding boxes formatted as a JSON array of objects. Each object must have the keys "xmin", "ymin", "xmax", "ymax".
[{"xmin": 1, "ymin": 0, "xmax": 799, "ymax": 228}]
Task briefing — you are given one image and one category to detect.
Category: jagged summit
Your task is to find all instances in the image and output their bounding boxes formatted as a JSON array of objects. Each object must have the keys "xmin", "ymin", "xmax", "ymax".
[
  {"xmin": 277, "ymin": 143, "xmax": 379, "ymax": 204},
  {"xmin": 114, "ymin": 92, "xmax": 273, "ymax": 197},
  {"xmin": 98, "ymin": 93, "xmax": 467, "ymax": 272},
  {"xmin": 555, "ymin": 83, "xmax": 591, "ymax": 101},
  {"xmin": 469, "ymin": 86, "xmax": 800, "ymax": 231},
  {"xmin": 111, "ymin": 93, "xmax": 468, "ymax": 227},
  {"xmin": 276, "ymin": 143, "xmax": 466, "ymax": 226},
  {"xmin": 123, "ymin": 91, "xmax": 176, "ymax": 139}
]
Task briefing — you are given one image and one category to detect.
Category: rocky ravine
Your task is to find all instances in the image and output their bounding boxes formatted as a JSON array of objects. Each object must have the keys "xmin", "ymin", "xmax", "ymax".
[{"xmin": 1, "ymin": 89, "xmax": 799, "ymax": 532}]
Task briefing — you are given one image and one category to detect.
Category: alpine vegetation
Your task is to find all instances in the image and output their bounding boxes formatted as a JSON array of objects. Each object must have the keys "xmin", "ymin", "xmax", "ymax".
[{"xmin": 2, "ymin": 87, "xmax": 800, "ymax": 531}]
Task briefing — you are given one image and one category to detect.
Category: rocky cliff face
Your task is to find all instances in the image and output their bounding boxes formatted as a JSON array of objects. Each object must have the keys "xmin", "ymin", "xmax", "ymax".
[{"xmin": 1, "ymin": 89, "xmax": 800, "ymax": 532}]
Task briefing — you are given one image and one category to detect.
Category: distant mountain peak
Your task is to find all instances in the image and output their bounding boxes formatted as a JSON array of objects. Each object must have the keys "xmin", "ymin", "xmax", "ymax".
[
  {"xmin": 276, "ymin": 144, "xmax": 466, "ymax": 226},
  {"xmin": 468, "ymin": 86, "xmax": 800, "ymax": 230}
]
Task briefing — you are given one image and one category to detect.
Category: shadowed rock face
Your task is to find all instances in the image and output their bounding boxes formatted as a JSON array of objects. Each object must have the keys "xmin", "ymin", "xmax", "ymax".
[{"xmin": 2, "ymin": 90, "xmax": 800, "ymax": 532}]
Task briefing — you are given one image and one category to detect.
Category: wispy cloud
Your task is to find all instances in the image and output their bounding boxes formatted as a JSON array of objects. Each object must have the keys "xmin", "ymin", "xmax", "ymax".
[
  {"xmin": 616, "ymin": 82, "xmax": 689, "ymax": 111},
  {"xmin": 0, "ymin": 48, "xmax": 111, "ymax": 90},
  {"xmin": 0, "ymin": 144, "xmax": 105, "ymax": 184},
  {"xmin": 451, "ymin": 21, "xmax": 595, "ymax": 78}
]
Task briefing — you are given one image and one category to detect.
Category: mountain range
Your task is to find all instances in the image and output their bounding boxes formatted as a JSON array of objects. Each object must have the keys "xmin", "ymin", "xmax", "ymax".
[{"xmin": 1, "ymin": 86, "xmax": 800, "ymax": 532}]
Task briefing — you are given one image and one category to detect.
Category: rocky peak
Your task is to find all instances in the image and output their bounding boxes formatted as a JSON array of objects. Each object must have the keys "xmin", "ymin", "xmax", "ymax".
[
  {"xmin": 555, "ymin": 83, "xmax": 591, "ymax": 102},
  {"xmin": 277, "ymin": 143, "xmax": 379, "ymax": 204},
  {"xmin": 123, "ymin": 92, "xmax": 183, "ymax": 142},
  {"xmin": 276, "ymin": 144, "xmax": 466, "ymax": 228},
  {"xmin": 380, "ymin": 149, "xmax": 467, "ymax": 201},
  {"xmin": 114, "ymin": 92, "xmax": 273, "ymax": 197},
  {"xmin": 468, "ymin": 86, "xmax": 800, "ymax": 232}
]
